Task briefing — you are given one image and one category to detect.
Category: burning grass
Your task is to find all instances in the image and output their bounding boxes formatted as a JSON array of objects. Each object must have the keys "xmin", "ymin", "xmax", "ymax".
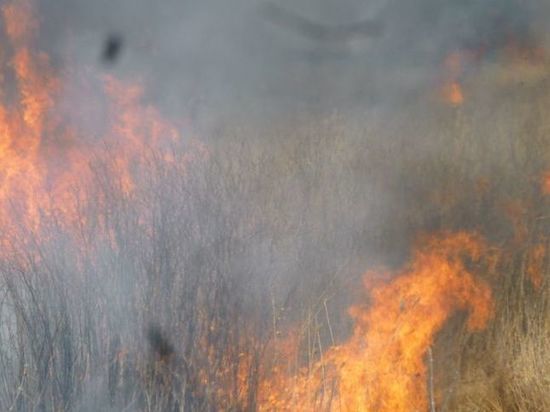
[
  {"xmin": 0, "ymin": 0, "xmax": 548, "ymax": 411},
  {"xmin": 256, "ymin": 232, "xmax": 495, "ymax": 411}
]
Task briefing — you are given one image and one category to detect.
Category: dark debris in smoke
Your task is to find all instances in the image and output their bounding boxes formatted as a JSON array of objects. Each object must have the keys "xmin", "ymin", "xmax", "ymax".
[
  {"xmin": 147, "ymin": 324, "xmax": 175, "ymax": 361},
  {"xmin": 101, "ymin": 33, "xmax": 124, "ymax": 65}
]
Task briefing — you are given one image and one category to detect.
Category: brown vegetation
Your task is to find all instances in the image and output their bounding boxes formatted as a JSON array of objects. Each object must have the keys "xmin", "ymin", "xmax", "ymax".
[{"xmin": 0, "ymin": 1, "xmax": 548, "ymax": 409}]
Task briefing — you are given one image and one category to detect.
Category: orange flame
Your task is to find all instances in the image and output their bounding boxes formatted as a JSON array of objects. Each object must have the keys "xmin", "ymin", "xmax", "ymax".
[
  {"xmin": 439, "ymin": 51, "xmax": 471, "ymax": 106},
  {"xmin": 0, "ymin": 0, "xmax": 205, "ymax": 243},
  {"xmin": 526, "ymin": 243, "xmax": 546, "ymax": 289},
  {"xmin": 258, "ymin": 232, "xmax": 494, "ymax": 411},
  {"xmin": 441, "ymin": 81, "xmax": 464, "ymax": 106},
  {"xmin": 0, "ymin": 0, "xmax": 54, "ymax": 231},
  {"xmin": 0, "ymin": 2, "xmax": 502, "ymax": 409},
  {"xmin": 542, "ymin": 171, "xmax": 550, "ymax": 195}
]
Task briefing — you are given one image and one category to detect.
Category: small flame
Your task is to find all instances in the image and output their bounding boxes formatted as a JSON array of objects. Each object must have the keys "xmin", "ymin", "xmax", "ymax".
[
  {"xmin": 526, "ymin": 243, "xmax": 546, "ymax": 289},
  {"xmin": 441, "ymin": 81, "xmax": 464, "ymax": 106},
  {"xmin": 439, "ymin": 51, "xmax": 471, "ymax": 106},
  {"xmin": 542, "ymin": 171, "xmax": 550, "ymax": 195}
]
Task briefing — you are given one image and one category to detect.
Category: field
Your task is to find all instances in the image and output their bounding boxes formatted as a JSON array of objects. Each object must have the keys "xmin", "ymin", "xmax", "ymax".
[{"xmin": 0, "ymin": 1, "xmax": 549, "ymax": 411}]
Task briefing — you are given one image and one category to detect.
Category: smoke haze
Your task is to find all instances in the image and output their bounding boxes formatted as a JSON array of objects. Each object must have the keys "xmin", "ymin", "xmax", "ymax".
[
  {"xmin": 34, "ymin": 0, "xmax": 547, "ymax": 118},
  {"xmin": 0, "ymin": 0, "xmax": 549, "ymax": 410}
]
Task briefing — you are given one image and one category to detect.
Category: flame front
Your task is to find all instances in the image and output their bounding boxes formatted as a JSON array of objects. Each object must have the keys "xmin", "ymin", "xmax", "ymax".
[{"xmin": 258, "ymin": 232, "xmax": 494, "ymax": 411}]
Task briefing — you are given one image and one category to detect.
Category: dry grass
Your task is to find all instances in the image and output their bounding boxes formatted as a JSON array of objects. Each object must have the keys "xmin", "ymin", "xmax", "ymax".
[{"xmin": 0, "ymin": 59, "xmax": 548, "ymax": 410}]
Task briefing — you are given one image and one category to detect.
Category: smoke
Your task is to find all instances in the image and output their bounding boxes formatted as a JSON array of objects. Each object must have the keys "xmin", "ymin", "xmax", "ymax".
[
  {"xmin": 1, "ymin": 0, "xmax": 549, "ymax": 410},
  {"xmin": 34, "ymin": 0, "xmax": 548, "ymax": 119}
]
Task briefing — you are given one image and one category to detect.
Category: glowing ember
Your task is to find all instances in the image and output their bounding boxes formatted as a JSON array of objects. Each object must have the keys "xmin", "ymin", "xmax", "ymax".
[{"xmin": 257, "ymin": 232, "xmax": 494, "ymax": 411}]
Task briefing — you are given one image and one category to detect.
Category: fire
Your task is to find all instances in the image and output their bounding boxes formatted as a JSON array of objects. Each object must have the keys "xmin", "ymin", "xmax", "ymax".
[
  {"xmin": 441, "ymin": 81, "xmax": 464, "ymax": 106},
  {"xmin": 0, "ymin": 1, "xmax": 519, "ymax": 410},
  {"xmin": 439, "ymin": 37, "xmax": 546, "ymax": 107},
  {"xmin": 542, "ymin": 171, "xmax": 550, "ymax": 195},
  {"xmin": 439, "ymin": 50, "xmax": 473, "ymax": 106},
  {"xmin": 0, "ymin": 0, "xmax": 53, "ymax": 231},
  {"xmin": 258, "ymin": 232, "xmax": 494, "ymax": 411},
  {"xmin": 0, "ymin": 0, "xmax": 198, "ymax": 242},
  {"xmin": 526, "ymin": 243, "xmax": 546, "ymax": 289}
]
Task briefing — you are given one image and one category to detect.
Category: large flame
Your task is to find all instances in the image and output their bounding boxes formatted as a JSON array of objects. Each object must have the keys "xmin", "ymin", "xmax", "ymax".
[
  {"xmin": 258, "ymin": 232, "xmax": 494, "ymax": 411},
  {"xmin": 0, "ymin": 0, "xmax": 193, "ymax": 241},
  {"xmin": 0, "ymin": 0, "xmax": 53, "ymax": 231}
]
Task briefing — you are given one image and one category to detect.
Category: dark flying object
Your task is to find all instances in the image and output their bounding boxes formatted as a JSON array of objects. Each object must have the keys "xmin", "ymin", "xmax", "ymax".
[
  {"xmin": 102, "ymin": 33, "xmax": 124, "ymax": 64},
  {"xmin": 261, "ymin": 3, "xmax": 384, "ymax": 43},
  {"xmin": 147, "ymin": 324, "xmax": 175, "ymax": 360}
]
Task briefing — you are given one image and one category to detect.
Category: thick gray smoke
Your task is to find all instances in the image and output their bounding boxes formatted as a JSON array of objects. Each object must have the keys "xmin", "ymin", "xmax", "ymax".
[{"xmin": 37, "ymin": 0, "xmax": 546, "ymax": 120}]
